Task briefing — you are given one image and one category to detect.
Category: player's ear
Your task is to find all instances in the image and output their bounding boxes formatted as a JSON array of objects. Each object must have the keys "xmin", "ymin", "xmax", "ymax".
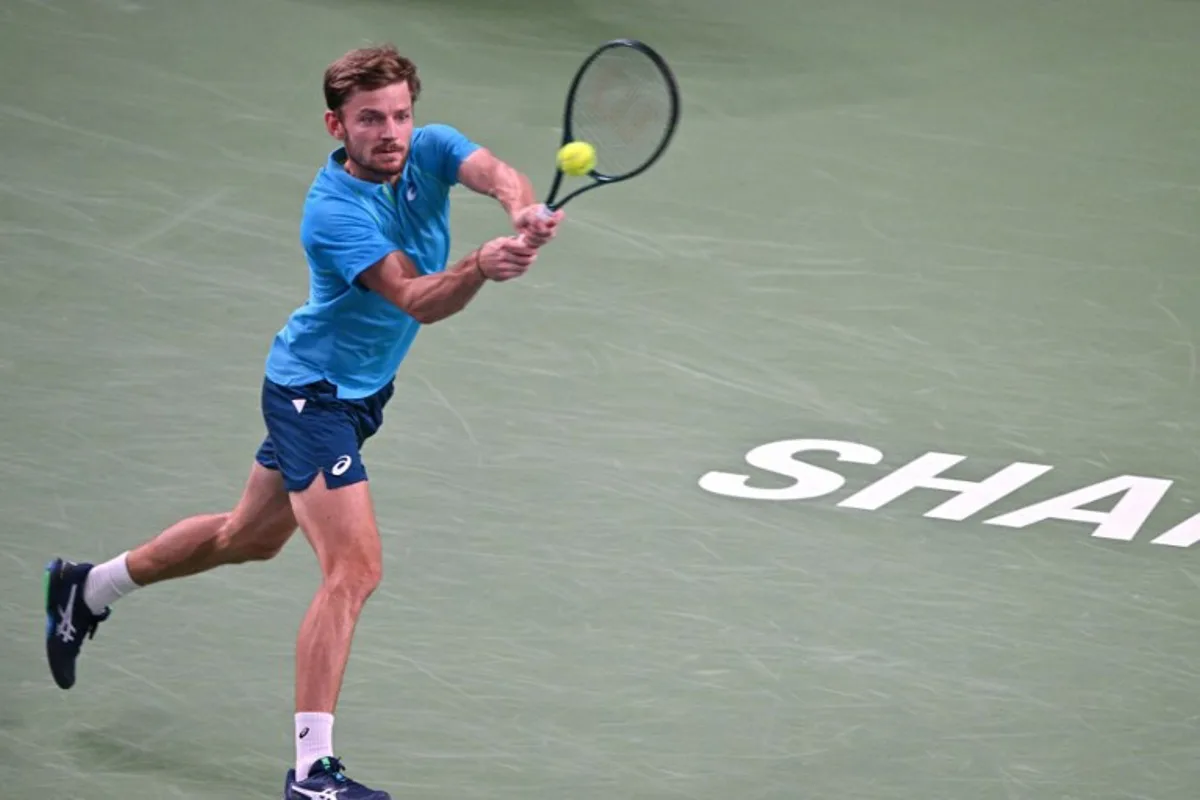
[{"xmin": 324, "ymin": 109, "xmax": 345, "ymax": 140}]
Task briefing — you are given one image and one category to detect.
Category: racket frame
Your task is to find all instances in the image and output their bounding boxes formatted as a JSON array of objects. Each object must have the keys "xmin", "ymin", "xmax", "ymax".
[{"xmin": 541, "ymin": 38, "xmax": 680, "ymax": 212}]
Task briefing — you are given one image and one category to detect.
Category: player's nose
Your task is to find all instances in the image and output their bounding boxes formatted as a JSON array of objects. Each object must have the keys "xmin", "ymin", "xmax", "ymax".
[{"xmin": 382, "ymin": 120, "xmax": 405, "ymax": 140}]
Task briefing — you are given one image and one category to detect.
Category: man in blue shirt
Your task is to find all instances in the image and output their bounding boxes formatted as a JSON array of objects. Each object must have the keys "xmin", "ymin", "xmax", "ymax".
[{"xmin": 44, "ymin": 44, "xmax": 563, "ymax": 800}]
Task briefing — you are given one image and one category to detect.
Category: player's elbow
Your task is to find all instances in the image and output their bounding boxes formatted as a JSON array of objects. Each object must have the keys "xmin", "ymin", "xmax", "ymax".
[
  {"xmin": 380, "ymin": 285, "xmax": 435, "ymax": 325},
  {"xmin": 404, "ymin": 305, "xmax": 433, "ymax": 325},
  {"xmin": 397, "ymin": 299, "xmax": 445, "ymax": 326},
  {"xmin": 410, "ymin": 306, "xmax": 451, "ymax": 325},
  {"xmin": 372, "ymin": 270, "xmax": 460, "ymax": 325}
]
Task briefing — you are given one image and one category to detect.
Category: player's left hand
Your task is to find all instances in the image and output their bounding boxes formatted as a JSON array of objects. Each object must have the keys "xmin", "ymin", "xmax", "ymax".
[{"xmin": 513, "ymin": 204, "xmax": 565, "ymax": 248}]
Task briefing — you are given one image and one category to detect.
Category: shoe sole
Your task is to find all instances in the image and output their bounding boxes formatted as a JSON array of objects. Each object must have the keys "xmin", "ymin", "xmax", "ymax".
[
  {"xmin": 43, "ymin": 559, "xmax": 56, "ymax": 640},
  {"xmin": 43, "ymin": 558, "xmax": 75, "ymax": 690}
]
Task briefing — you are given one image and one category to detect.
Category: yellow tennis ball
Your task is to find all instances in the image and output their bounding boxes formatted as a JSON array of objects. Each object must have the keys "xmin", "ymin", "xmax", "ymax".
[{"xmin": 557, "ymin": 141, "xmax": 597, "ymax": 176}]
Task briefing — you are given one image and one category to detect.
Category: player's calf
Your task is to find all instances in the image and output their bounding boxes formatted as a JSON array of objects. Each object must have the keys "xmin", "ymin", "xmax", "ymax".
[
  {"xmin": 127, "ymin": 463, "xmax": 296, "ymax": 585},
  {"xmin": 42, "ymin": 463, "xmax": 295, "ymax": 691},
  {"xmin": 126, "ymin": 507, "xmax": 294, "ymax": 585}
]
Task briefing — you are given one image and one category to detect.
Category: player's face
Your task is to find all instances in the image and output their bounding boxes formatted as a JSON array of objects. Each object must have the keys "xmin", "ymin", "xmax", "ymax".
[{"xmin": 326, "ymin": 81, "xmax": 414, "ymax": 182}]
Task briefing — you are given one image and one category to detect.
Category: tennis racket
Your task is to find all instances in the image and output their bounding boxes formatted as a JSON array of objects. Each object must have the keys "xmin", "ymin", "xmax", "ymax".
[{"xmin": 532, "ymin": 38, "xmax": 681, "ymax": 217}]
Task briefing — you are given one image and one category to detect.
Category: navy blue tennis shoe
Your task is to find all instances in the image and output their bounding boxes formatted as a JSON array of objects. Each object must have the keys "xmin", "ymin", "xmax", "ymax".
[
  {"xmin": 44, "ymin": 558, "xmax": 110, "ymax": 690},
  {"xmin": 284, "ymin": 757, "xmax": 391, "ymax": 800}
]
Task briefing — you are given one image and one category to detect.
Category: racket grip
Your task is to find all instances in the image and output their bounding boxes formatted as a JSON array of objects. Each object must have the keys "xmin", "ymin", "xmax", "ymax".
[{"xmin": 517, "ymin": 205, "xmax": 554, "ymax": 246}]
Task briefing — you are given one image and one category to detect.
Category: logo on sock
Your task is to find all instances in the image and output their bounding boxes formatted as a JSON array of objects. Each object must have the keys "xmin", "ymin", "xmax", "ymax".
[{"xmin": 299, "ymin": 727, "xmax": 310, "ymax": 739}]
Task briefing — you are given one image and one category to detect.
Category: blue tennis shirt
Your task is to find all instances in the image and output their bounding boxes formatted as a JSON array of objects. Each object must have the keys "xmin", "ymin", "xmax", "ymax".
[{"xmin": 265, "ymin": 124, "xmax": 481, "ymax": 399}]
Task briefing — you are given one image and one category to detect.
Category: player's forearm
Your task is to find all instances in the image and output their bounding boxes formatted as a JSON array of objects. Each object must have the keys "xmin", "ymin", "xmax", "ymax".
[
  {"xmin": 490, "ymin": 165, "xmax": 538, "ymax": 221},
  {"xmin": 395, "ymin": 251, "xmax": 486, "ymax": 325},
  {"xmin": 470, "ymin": 158, "xmax": 537, "ymax": 220},
  {"xmin": 459, "ymin": 149, "xmax": 541, "ymax": 224}
]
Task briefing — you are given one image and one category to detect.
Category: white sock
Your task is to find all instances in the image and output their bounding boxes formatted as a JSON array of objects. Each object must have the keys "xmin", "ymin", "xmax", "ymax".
[
  {"xmin": 295, "ymin": 712, "xmax": 335, "ymax": 780},
  {"xmin": 82, "ymin": 552, "xmax": 140, "ymax": 615}
]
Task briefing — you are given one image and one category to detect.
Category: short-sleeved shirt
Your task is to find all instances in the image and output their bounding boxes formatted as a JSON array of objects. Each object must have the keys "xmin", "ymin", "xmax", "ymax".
[{"xmin": 264, "ymin": 124, "xmax": 481, "ymax": 399}]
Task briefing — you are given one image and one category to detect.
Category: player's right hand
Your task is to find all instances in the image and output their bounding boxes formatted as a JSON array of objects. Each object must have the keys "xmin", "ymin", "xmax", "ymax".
[
  {"xmin": 513, "ymin": 204, "xmax": 565, "ymax": 248},
  {"xmin": 478, "ymin": 236, "xmax": 538, "ymax": 282}
]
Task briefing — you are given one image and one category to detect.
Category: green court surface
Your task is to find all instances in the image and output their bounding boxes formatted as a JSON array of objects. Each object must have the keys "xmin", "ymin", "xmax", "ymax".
[{"xmin": 3, "ymin": 1, "xmax": 1200, "ymax": 798}]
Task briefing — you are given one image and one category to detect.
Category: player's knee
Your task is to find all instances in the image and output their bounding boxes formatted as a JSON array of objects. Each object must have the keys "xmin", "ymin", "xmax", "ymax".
[
  {"xmin": 238, "ymin": 533, "xmax": 289, "ymax": 562},
  {"xmin": 217, "ymin": 513, "xmax": 290, "ymax": 563},
  {"xmin": 323, "ymin": 550, "xmax": 382, "ymax": 604}
]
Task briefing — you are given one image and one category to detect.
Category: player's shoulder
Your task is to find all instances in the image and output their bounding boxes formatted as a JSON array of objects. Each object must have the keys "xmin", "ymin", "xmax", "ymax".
[
  {"xmin": 412, "ymin": 122, "xmax": 468, "ymax": 146},
  {"xmin": 411, "ymin": 123, "xmax": 478, "ymax": 159},
  {"xmin": 300, "ymin": 172, "xmax": 372, "ymax": 244},
  {"xmin": 409, "ymin": 123, "xmax": 482, "ymax": 185}
]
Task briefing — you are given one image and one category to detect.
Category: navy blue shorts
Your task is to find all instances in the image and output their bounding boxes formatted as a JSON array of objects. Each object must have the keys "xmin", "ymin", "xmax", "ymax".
[{"xmin": 255, "ymin": 377, "xmax": 395, "ymax": 493}]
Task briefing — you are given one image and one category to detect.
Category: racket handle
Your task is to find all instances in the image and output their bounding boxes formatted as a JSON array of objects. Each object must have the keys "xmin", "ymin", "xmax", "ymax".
[{"xmin": 516, "ymin": 204, "xmax": 557, "ymax": 247}]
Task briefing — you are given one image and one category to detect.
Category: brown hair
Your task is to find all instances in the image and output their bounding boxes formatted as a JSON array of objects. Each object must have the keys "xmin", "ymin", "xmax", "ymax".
[{"xmin": 323, "ymin": 44, "xmax": 422, "ymax": 112}]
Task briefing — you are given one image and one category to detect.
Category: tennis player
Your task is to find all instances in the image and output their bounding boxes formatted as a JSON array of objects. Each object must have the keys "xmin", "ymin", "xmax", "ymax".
[{"xmin": 43, "ymin": 43, "xmax": 563, "ymax": 800}]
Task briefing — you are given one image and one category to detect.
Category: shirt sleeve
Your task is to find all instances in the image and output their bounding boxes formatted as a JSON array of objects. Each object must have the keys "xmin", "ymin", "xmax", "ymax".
[
  {"xmin": 418, "ymin": 123, "xmax": 482, "ymax": 185},
  {"xmin": 300, "ymin": 197, "xmax": 398, "ymax": 285}
]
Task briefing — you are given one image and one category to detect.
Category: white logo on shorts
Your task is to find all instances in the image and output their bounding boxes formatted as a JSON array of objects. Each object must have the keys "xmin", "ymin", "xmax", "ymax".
[{"xmin": 331, "ymin": 455, "xmax": 353, "ymax": 476}]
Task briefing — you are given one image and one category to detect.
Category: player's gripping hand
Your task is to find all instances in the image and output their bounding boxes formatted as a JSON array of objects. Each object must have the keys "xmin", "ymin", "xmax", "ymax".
[
  {"xmin": 478, "ymin": 236, "xmax": 539, "ymax": 282},
  {"xmin": 512, "ymin": 205, "xmax": 565, "ymax": 248}
]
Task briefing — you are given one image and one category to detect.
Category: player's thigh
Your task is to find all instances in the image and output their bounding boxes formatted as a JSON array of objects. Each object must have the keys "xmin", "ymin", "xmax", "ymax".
[
  {"xmin": 290, "ymin": 473, "xmax": 382, "ymax": 587},
  {"xmin": 225, "ymin": 461, "xmax": 298, "ymax": 551}
]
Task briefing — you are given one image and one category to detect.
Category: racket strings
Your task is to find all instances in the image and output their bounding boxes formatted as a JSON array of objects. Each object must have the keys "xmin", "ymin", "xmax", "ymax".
[{"xmin": 571, "ymin": 49, "xmax": 674, "ymax": 178}]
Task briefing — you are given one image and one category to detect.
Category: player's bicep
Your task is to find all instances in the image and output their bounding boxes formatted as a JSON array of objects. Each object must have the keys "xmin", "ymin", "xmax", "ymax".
[{"xmin": 456, "ymin": 147, "xmax": 504, "ymax": 196}]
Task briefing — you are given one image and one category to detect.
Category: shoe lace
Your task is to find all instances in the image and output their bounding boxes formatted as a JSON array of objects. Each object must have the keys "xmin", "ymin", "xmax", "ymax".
[
  {"xmin": 319, "ymin": 756, "xmax": 350, "ymax": 783},
  {"xmin": 87, "ymin": 608, "xmax": 111, "ymax": 640}
]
